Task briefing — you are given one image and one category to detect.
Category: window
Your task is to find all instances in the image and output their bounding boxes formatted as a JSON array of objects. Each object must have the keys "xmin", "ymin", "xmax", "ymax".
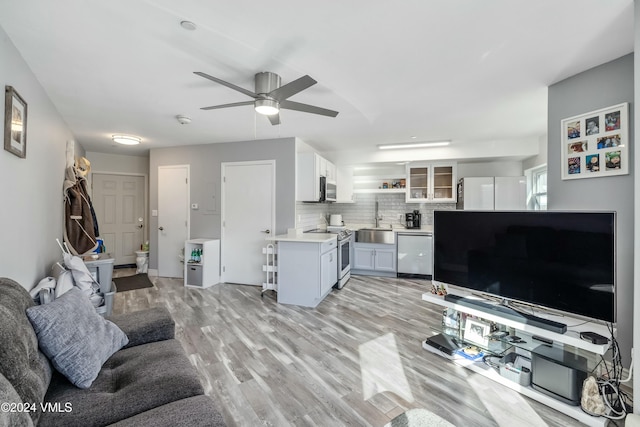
[{"xmin": 531, "ymin": 165, "xmax": 547, "ymax": 210}]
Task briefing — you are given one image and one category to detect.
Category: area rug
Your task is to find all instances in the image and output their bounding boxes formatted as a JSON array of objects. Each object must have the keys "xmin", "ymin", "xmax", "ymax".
[
  {"xmin": 113, "ymin": 274, "xmax": 154, "ymax": 292},
  {"xmin": 385, "ymin": 408, "xmax": 456, "ymax": 427}
]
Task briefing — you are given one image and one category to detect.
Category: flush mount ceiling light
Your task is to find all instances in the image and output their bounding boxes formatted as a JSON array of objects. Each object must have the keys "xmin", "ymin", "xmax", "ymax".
[
  {"xmin": 378, "ymin": 141, "xmax": 450, "ymax": 150},
  {"xmin": 254, "ymin": 99, "xmax": 280, "ymax": 116},
  {"xmin": 112, "ymin": 135, "xmax": 141, "ymax": 145}
]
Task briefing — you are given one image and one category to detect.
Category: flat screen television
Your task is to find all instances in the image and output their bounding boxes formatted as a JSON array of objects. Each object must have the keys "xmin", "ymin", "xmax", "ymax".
[{"xmin": 433, "ymin": 210, "xmax": 616, "ymax": 323}]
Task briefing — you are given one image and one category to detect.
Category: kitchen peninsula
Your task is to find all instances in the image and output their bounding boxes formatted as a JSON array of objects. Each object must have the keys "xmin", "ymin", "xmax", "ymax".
[{"xmin": 266, "ymin": 232, "xmax": 338, "ymax": 307}]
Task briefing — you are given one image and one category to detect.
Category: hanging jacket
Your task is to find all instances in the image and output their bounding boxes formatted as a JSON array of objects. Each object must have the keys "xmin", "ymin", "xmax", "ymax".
[{"xmin": 63, "ymin": 166, "xmax": 98, "ymax": 255}]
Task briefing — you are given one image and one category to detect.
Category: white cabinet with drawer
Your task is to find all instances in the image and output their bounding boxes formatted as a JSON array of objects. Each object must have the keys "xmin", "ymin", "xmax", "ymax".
[{"xmin": 269, "ymin": 234, "xmax": 338, "ymax": 308}]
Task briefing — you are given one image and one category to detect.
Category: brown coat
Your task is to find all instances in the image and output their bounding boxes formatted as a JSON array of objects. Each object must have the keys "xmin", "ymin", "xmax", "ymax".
[{"xmin": 63, "ymin": 166, "xmax": 98, "ymax": 255}]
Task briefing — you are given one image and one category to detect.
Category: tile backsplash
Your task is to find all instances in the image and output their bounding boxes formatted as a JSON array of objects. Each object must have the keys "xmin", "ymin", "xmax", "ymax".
[{"xmin": 296, "ymin": 193, "xmax": 455, "ymax": 229}]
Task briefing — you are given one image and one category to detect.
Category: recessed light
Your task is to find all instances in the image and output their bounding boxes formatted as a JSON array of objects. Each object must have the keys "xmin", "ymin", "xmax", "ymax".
[
  {"xmin": 180, "ymin": 20, "xmax": 197, "ymax": 31},
  {"xmin": 378, "ymin": 141, "xmax": 450, "ymax": 150},
  {"xmin": 112, "ymin": 135, "xmax": 141, "ymax": 145}
]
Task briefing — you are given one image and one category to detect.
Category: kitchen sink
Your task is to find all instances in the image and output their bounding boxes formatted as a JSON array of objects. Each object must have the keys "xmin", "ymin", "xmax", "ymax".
[{"xmin": 355, "ymin": 228, "xmax": 395, "ymax": 244}]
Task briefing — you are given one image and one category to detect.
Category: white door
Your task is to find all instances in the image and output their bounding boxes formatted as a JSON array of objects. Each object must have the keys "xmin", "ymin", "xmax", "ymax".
[
  {"xmin": 92, "ymin": 174, "xmax": 145, "ymax": 265},
  {"xmin": 158, "ymin": 165, "xmax": 189, "ymax": 278},
  {"xmin": 222, "ymin": 161, "xmax": 275, "ymax": 285}
]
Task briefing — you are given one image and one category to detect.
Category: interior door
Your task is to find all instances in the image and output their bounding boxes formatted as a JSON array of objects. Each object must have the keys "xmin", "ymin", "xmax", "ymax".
[
  {"xmin": 158, "ymin": 165, "xmax": 189, "ymax": 278},
  {"xmin": 92, "ymin": 173, "xmax": 145, "ymax": 265},
  {"xmin": 222, "ymin": 161, "xmax": 274, "ymax": 285}
]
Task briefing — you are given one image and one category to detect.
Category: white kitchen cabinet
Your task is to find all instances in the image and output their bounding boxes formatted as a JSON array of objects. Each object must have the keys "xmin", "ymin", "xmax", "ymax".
[
  {"xmin": 296, "ymin": 152, "xmax": 336, "ymax": 201},
  {"xmin": 272, "ymin": 235, "xmax": 338, "ymax": 307},
  {"xmin": 406, "ymin": 162, "xmax": 457, "ymax": 203},
  {"xmin": 336, "ymin": 166, "xmax": 354, "ymax": 203},
  {"xmin": 320, "ymin": 247, "xmax": 338, "ymax": 296},
  {"xmin": 352, "ymin": 242, "xmax": 396, "ymax": 275},
  {"xmin": 397, "ymin": 233, "xmax": 432, "ymax": 276},
  {"xmin": 325, "ymin": 160, "xmax": 337, "ymax": 182},
  {"xmin": 184, "ymin": 238, "xmax": 220, "ymax": 288}
]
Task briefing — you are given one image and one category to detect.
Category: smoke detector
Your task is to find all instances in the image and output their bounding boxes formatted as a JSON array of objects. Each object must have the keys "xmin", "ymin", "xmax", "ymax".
[{"xmin": 176, "ymin": 115, "xmax": 191, "ymax": 125}]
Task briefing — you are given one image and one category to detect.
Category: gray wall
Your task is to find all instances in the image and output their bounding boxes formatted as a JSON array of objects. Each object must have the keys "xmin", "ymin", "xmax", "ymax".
[
  {"xmin": 148, "ymin": 137, "xmax": 297, "ymax": 269},
  {"xmin": 0, "ymin": 26, "xmax": 76, "ymax": 289},
  {"xmin": 548, "ymin": 53, "xmax": 633, "ymax": 366}
]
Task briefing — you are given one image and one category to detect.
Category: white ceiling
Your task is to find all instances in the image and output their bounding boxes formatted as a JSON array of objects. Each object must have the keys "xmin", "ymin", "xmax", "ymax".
[{"xmin": 0, "ymin": 0, "xmax": 634, "ymax": 162}]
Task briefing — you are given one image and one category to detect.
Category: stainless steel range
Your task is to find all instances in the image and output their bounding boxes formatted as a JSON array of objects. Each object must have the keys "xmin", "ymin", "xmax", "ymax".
[{"xmin": 327, "ymin": 225, "xmax": 352, "ymax": 289}]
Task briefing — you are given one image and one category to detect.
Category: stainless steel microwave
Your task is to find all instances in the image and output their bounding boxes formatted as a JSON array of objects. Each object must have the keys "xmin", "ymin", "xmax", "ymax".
[{"xmin": 318, "ymin": 176, "xmax": 336, "ymax": 202}]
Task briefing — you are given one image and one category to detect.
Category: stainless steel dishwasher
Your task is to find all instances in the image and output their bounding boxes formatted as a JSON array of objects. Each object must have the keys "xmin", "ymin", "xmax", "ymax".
[{"xmin": 397, "ymin": 233, "xmax": 433, "ymax": 277}]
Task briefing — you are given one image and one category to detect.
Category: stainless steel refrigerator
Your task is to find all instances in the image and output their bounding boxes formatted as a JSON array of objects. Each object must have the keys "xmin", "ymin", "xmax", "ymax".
[{"xmin": 456, "ymin": 176, "xmax": 526, "ymax": 210}]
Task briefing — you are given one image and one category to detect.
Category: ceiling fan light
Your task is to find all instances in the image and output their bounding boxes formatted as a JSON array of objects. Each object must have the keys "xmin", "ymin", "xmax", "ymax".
[
  {"xmin": 254, "ymin": 99, "xmax": 279, "ymax": 116},
  {"xmin": 112, "ymin": 135, "xmax": 141, "ymax": 145}
]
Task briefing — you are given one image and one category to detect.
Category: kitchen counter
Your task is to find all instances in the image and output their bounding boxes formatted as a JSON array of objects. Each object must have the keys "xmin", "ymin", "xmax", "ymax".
[
  {"xmin": 267, "ymin": 233, "xmax": 336, "ymax": 243},
  {"xmin": 346, "ymin": 224, "xmax": 433, "ymax": 234}
]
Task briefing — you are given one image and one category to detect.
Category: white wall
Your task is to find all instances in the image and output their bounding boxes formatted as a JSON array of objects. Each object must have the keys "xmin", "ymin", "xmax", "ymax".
[
  {"xmin": 633, "ymin": 0, "xmax": 640, "ymax": 413},
  {"xmin": 522, "ymin": 135, "xmax": 548, "ymax": 171},
  {"xmin": 86, "ymin": 151, "xmax": 149, "ymax": 176},
  {"xmin": 0, "ymin": 26, "xmax": 75, "ymax": 289}
]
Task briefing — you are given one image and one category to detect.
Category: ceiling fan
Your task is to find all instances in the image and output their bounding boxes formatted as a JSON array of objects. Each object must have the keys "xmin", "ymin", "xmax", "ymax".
[{"xmin": 194, "ymin": 71, "xmax": 339, "ymax": 125}]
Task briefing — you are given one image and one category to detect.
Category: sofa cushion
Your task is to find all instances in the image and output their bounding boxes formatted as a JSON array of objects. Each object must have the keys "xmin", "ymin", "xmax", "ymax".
[
  {"xmin": 26, "ymin": 287, "xmax": 128, "ymax": 389},
  {"xmin": 0, "ymin": 278, "xmax": 52, "ymax": 426},
  {"xmin": 108, "ymin": 307, "xmax": 175, "ymax": 348},
  {"xmin": 107, "ymin": 395, "xmax": 226, "ymax": 427},
  {"xmin": 40, "ymin": 339, "xmax": 205, "ymax": 427},
  {"xmin": 0, "ymin": 371, "xmax": 34, "ymax": 427}
]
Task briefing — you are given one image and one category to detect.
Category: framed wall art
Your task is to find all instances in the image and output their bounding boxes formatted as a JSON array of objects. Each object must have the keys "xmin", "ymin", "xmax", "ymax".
[
  {"xmin": 4, "ymin": 85, "xmax": 28, "ymax": 159},
  {"xmin": 463, "ymin": 317, "xmax": 491, "ymax": 347},
  {"xmin": 561, "ymin": 102, "xmax": 628, "ymax": 180}
]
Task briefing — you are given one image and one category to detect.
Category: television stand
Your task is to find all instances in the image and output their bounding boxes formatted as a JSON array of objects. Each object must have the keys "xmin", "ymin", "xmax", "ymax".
[
  {"xmin": 422, "ymin": 292, "xmax": 612, "ymax": 427},
  {"xmin": 443, "ymin": 294, "xmax": 567, "ymax": 334}
]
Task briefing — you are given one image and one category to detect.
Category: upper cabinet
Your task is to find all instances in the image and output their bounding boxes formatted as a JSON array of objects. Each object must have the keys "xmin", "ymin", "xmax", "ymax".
[
  {"xmin": 406, "ymin": 162, "xmax": 457, "ymax": 203},
  {"xmin": 336, "ymin": 166, "xmax": 354, "ymax": 203},
  {"xmin": 296, "ymin": 152, "xmax": 337, "ymax": 202}
]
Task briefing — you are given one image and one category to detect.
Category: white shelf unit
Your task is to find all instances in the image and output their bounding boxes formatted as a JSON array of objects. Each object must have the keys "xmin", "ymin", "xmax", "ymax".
[
  {"xmin": 262, "ymin": 243, "xmax": 277, "ymax": 296},
  {"xmin": 422, "ymin": 292, "xmax": 611, "ymax": 427},
  {"xmin": 352, "ymin": 174, "xmax": 406, "ymax": 194},
  {"xmin": 184, "ymin": 238, "xmax": 220, "ymax": 288}
]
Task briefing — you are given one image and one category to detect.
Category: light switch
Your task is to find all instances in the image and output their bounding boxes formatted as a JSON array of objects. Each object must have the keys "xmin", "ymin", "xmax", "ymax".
[{"xmin": 152, "ymin": 210, "xmax": 158, "ymax": 217}]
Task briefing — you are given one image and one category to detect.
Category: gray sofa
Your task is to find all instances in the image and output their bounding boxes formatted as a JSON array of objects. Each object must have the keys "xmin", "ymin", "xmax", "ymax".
[{"xmin": 0, "ymin": 277, "xmax": 226, "ymax": 427}]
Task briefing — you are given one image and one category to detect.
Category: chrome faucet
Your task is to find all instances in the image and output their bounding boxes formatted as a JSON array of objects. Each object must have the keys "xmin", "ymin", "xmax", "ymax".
[{"xmin": 375, "ymin": 201, "xmax": 381, "ymax": 228}]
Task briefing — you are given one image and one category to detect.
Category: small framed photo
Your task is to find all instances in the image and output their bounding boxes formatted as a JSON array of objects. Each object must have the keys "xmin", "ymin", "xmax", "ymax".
[
  {"xmin": 4, "ymin": 86, "xmax": 27, "ymax": 158},
  {"xmin": 463, "ymin": 318, "xmax": 491, "ymax": 347},
  {"xmin": 561, "ymin": 103, "xmax": 628, "ymax": 180}
]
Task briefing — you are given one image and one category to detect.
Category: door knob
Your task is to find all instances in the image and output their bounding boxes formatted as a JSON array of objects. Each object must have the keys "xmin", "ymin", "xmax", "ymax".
[
  {"xmin": 261, "ymin": 229, "xmax": 271, "ymax": 234},
  {"xmin": 158, "ymin": 227, "xmax": 164, "ymax": 231}
]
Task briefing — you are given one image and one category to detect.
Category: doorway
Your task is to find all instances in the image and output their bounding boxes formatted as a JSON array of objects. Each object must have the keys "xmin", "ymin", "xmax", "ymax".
[
  {"xmin": 221, "ymin": 160, "xmax": 275, "ymax": 285},
  {"xmin": 92, "ymin": 173, "xmax": 146, "ymax": 266},
  {"xmin": 158, "ymin": 165, "xmax": 190, "ymax": 278}
]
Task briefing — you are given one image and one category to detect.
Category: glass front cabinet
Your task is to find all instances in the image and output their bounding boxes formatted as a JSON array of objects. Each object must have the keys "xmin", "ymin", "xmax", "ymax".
[{"xmin": 406, "ymin": 162, "xmax": 457, "ymax": 203}]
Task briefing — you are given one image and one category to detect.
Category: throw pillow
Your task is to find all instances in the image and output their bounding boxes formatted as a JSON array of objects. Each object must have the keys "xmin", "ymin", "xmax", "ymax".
[{"xmin": 26, "ymin": 288, "xmax": 128, "ymax": 389}]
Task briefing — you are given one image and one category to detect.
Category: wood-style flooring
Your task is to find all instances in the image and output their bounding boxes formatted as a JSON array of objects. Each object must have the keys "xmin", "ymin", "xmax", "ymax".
[{"xmin": 111, "ymin": 271, "xmax": 591, "ymax": 427}]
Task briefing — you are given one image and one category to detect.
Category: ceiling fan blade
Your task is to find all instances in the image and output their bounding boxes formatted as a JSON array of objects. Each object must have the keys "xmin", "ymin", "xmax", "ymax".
[
  {"xmin": 200, "ymin": 101, "xmax": 254, "ymax": 111},
  {"xmin": 280, "ymin": 100, "xmax": 339, "ymax": 117},
  {"xmin": 268, "ymin": 75, "xmax": 317, "ymax": 101},
  {"xmin": 268, "ymin": 113, "xmax": 281, "ymax": 126},
  {"xmin": 194, "ymin": 72, "xmax": 258, "ymax": 99}
]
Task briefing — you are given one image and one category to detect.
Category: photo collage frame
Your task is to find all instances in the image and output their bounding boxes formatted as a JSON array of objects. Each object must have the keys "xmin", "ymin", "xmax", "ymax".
[{"xmin": 561, "ymin": 103, "xmax": 628, "ymax": 180}]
